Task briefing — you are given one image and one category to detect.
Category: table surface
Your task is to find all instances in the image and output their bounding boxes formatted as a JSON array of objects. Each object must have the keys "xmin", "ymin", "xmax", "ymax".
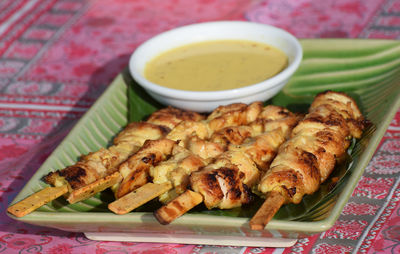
[{"xmin": 1, "ymin": 0, "xmax": 400, "ymax": 253}]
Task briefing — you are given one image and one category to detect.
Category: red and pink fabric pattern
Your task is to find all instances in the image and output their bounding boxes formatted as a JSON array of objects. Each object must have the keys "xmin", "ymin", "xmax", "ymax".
[{"xmin": 1, "ymin": 0, "xmax": 399, "ymax": 253}]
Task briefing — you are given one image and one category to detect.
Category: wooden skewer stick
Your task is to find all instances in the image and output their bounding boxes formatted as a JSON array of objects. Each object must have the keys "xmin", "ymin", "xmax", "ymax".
[
  {"xmin": 7, "ymin": 185, "xmax": 68, "ymax": 218},
  {"xmin": 154, "ymin": 190, "xmax": 203, "ymax": 225},
  {"xmin": 249, "ymin": 191, "xmax": 285, "ymax": 230},
  {"xmin": 7, "ymin": 171, "xmax": 122, "ymax": 217},
  {"xmin": 67, "ymin": 172, "xmax": 122, "ymax": 203},
  {"xmin": 108, "ymin": 182, "xmax": 173, "ymax": 215}
]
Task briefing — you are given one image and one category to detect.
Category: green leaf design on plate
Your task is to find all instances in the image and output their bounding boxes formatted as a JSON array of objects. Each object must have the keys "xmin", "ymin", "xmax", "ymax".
[{"xmin": 12, "ymin": 39, "xmax": 400, "ymax": 230}]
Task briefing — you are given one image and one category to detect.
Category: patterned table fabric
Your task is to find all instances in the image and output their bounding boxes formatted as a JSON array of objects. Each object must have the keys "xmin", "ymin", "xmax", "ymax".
[{"xmin": 0, "ymin": 0, "xmax": 399, "ymax": 253}]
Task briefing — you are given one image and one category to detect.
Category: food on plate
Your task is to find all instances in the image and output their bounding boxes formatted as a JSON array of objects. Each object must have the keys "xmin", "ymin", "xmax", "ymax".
[
  {"xmin": 7, "ymin": 107, "xmax": 204, "ymax": 217},
  {"xmin": 249, "ymin": 91, "xmax": 366, "ymax": 230},
  {"xmin": 8, "ymin": 91, "xmax": 366, "ymax": 231},
  {"xmin": 144, "ymin": 40, "xmax": 288, "ymax": 91}
]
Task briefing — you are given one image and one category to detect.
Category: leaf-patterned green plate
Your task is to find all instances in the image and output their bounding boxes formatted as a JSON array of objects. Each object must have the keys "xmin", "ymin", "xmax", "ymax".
[{"xmin": 8, "ymin": 39, "xmax": 400, "ymax": 240}]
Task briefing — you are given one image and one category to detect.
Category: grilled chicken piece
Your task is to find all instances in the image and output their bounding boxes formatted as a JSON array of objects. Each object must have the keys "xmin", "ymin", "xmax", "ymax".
[
  {"xmin": 309, "ymin": 91, "xmax": 364, "ymax": 138},
  {"xmin": 228, "ymin": 129, "xmax": 286, "ymax": 173},
  {"xmin": 166, "ymin": 121, "xmax": 210, "ymax": 146},
  {"xmin": 190, "ymin": 166, "xmax": 251, "ymax": 209},
  {"xmin": 186, "ymin": 135, "xmax": 225, "ymax": 161},
  {"xmin": 114, "ymin": 138, "xmax": 177, "ymax": 198},
  {"xmin": 112, "ymin": 122, "xmax": 169, "ymax": 147},
  {"xmin": 210, "ymin": 125, "xmax": 255, "ymax": 147},
  {"xmin": 146, "ymin": 106, "xmax": 205, "ymax": 130},
  {"xmin": 187, "ymin": 125, "xmax": 255, "ymax": 161},
  {"xmin": 190, "ymin": 151, "xmax": 258, "ymax": 209},
  {"xmin": 250, "ymin": 105, "xmax": 303, "ymax": 139},
  {"xmin": 150, "ymin": 145, "xmax": 207, "ymax": 203},
  {"xmin": 44, "ymin": 107, "xmax": 202, "ymax": 192},
  {"xmin": 207, "ymin": 102, "xmax": 263, "ymax": 131},
  {"xmin": 258, "ymin": 91, "xmax": 366, "ymax": 205}
]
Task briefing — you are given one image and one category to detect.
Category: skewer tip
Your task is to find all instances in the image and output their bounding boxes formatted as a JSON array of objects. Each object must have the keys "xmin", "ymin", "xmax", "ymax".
[
  {"xmin": 249, "ymin": 191, "xmax": 285, "ymax": 230},
  {"xmin": 7, "ymin": 185, "xmax": 68, "ymax": 218},
  {"xmin": 154, "ymin": 190, "xmax": 203, "ymax": 225}
]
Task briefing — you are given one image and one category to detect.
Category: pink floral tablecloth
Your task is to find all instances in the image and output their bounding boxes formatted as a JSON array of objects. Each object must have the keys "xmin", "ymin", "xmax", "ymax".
[{"xmin": 1, "ymin": 0, "xmax": 400, "ymax": 253}]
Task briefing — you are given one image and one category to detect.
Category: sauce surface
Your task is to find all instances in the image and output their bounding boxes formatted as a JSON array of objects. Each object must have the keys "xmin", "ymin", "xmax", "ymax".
[{"xmin": 144, "ymin": 40, "xmax": 288, "ymax": 92}]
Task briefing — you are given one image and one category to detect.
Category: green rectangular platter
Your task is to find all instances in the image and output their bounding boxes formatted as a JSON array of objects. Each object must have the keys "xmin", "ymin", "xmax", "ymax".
[{"xmin": 8, "ymin": 39, "xmax": 400, "ymax": 240}]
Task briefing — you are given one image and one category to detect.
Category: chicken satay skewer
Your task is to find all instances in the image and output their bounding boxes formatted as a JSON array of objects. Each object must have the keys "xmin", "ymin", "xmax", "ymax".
[
  {"xmin": 249, "ymin": 91, "xmax": 366, "ymax": 230},
  {"xmin": 154, "ymin": 106, "xmax": 301, "ymax": 224},
  {"xmin": 108, "ymin": 103, "xmax": 264, "ymax": 214},
  {"xmin": 7, "ymin": 107, "xmax": 203, "ymax": 217}
]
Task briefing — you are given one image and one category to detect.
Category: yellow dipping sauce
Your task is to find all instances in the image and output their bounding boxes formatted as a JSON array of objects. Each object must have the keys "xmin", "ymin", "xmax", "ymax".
[{"xmin": 144, "ymin": 40, "xmax": 288, "ymax": 91}]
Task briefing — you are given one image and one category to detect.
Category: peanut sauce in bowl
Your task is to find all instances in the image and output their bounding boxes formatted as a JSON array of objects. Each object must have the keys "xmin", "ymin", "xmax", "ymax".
[
  {"xmin": 129, "ymin": 21, "xmax": 302, "ymax": 112},
  {"xmin": 144, "ymin": 40, "xmax": 288, "ymax": 92}
]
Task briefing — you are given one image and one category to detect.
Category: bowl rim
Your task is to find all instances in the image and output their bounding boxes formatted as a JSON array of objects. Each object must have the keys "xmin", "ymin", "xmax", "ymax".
[{"xmin": 129, "ymin": 21, "xmax": 303, "ymax": 101}]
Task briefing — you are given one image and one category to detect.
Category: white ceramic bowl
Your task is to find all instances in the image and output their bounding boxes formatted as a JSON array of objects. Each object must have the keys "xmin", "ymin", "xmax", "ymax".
[{"xmin": 129, "ymin": 21, "xmax": 302, "ymax": 112}]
